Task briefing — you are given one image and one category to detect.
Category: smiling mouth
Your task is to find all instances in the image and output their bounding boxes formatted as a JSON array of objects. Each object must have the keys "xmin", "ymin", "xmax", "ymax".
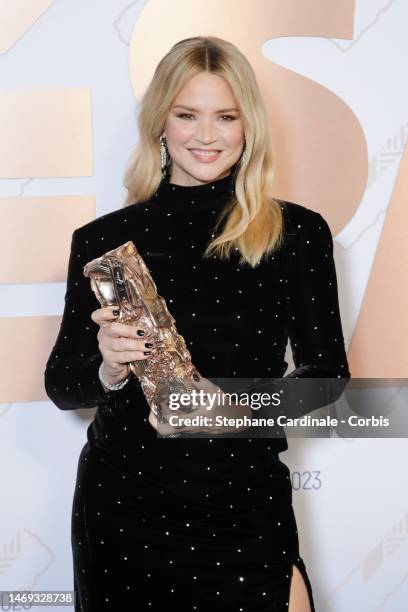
[{"xmin": 188, "ymin": 149, "xmax": 223, "ymax": 162}]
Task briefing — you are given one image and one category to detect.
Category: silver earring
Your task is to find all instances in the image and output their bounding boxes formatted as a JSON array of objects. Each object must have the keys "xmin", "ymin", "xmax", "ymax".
[{"xmin": 160, "ymin": 135, "xmax": 169, "ymax": 178}]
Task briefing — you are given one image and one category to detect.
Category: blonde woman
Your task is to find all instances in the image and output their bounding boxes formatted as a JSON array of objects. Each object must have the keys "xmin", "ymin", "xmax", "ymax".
[{"xmin": 45, "ymin": 36, "xmax": 350, "ymax": 611}]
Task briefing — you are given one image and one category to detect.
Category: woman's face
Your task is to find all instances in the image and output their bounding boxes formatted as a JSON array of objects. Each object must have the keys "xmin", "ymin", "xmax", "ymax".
[{"xmin": 163, "ymin": 72, "xmax": 245, "ymax": 186}]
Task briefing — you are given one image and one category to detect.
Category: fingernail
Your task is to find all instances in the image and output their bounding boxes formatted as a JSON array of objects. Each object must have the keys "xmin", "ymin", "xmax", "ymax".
[
  {"xmin": 112, "ymin": 309, "xmax": 119, "ymax": 316},
  {"xmin": 145, "ymin": 342, "xmax": 154, "ymax": 348},
  {"xmin": 137, "ymin": 329, "xmax": 145, "ymax": 336},
  {"xmin": 144, "ymin": 351, "xmax": 151, "ymax": 355}
]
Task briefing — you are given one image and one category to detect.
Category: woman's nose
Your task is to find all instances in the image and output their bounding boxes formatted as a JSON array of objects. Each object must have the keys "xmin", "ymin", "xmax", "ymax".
[{"xmin": 195, "ymin": 119, "xmax": 217, "ymax": 143}]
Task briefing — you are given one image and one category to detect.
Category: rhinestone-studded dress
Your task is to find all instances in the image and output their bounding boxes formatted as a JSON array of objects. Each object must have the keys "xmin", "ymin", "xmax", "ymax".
[{"xmin": 45, "ymin": 171, "xmax": 350, "ymax": 611}]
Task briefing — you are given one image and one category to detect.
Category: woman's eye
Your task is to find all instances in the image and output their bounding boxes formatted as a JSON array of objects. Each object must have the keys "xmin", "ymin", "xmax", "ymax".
[{"xmin": 176, "ymin": 113, "xmax": 236, "ymax": 121}]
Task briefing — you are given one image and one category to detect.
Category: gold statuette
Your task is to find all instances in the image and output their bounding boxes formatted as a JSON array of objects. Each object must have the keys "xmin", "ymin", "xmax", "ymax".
[{"xmin": 83, "ymin": 241, "xmax": 201, "ymax": 425}]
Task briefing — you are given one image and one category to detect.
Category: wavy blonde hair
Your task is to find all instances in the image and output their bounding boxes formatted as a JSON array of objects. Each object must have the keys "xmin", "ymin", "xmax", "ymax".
[{"xmin": 123, "ymin": 36, "xmax": 284, "ymax": 267}]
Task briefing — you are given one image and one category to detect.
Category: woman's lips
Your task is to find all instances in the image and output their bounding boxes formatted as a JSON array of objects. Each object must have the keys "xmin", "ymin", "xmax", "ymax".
[{"xmin": 189, "ymin": 149, "xmax": 222, "ymax": 163}]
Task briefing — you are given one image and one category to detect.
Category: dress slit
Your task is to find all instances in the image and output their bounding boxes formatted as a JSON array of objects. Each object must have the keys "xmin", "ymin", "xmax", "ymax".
[{"xmin": 287, "ymin": 557, "xmax": 315, "ymax": 612}]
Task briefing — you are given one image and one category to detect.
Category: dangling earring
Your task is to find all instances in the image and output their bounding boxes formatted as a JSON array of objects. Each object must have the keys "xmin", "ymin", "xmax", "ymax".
[{"xmin": 160, "ymin": 135, "xmax": 169, "ymax": 179}]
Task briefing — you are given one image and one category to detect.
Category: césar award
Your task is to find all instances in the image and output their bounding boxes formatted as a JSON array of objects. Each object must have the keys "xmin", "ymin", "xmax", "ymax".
[{"xmin": 83, "ymin": 241, "xmax": 201, "ymax": 428}]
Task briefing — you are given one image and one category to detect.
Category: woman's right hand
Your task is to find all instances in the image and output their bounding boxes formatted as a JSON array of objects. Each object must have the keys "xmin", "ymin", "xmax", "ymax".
[{"xmin": 91, "ymin": 305, "xmax": 157, "ymax": 386}]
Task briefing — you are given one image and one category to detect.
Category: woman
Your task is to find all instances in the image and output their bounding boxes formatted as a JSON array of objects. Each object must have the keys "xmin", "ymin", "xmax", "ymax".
[{"xmin": 45, "ymin": 36, "xmax": 350, "ymax": 611}]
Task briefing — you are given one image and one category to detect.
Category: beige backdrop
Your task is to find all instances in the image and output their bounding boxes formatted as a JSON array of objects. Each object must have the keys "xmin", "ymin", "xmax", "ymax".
[{"xmin": 1, "ymin": 0, "xmax": 407, "ymax": 609}]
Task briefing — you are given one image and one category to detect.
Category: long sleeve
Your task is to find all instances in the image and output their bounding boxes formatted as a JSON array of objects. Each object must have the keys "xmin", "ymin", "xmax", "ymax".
[
  {"xmin": 250, "ymin": 210, "xmax": 351, "ymax": 420},
  {"xmin": 44, "ymin": 228, "xmax": 124, "ymax": 410},
  {"xmin": 285, "ymin": 210, "xmax": 350, "ymax": 380}
]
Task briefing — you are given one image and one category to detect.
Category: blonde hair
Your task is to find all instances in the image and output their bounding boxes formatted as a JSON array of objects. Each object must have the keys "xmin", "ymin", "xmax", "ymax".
[{"xmin": 123, "ymin": 36, "xmax": 284, "ymax": 267}]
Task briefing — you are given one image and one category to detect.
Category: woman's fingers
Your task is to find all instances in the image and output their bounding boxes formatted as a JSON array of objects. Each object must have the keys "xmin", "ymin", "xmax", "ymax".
[
  {"xmin": 90, "ymin": 307, "xmax": 158, "ymax": 364},
  {"xmin": 108, "ymin": 335, "xmax": 156, "ymax": 352},
  {"xmin": 91, "ymin": 307, "xmax": 153, "ymax": 342},
  {"xmin": 148, "ymin": 410, "xmax": 158, "ymax": 429},
  {"xmin": 91, "ymin": 305, "xmax": 121, "ymax": 326},
  {"xmin": 101, "ymin": 319, "xmax": 155, "ymax": 343},
  {"xmin": 148, "ymin": 410, "xmax": 181, "ymax": 436},
  {"xmin": 104, "ymin": 348, "xmax": 156, "ymax": 364},
  {"xmin": 102, "ymin": 323, "xmax": 158, "ymax": 357}
]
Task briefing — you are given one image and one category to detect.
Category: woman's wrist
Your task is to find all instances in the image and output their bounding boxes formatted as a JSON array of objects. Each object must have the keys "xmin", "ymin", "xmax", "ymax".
[{"xmin": 98, "ymin": 361, "xmax": 130, "ymax": 391}]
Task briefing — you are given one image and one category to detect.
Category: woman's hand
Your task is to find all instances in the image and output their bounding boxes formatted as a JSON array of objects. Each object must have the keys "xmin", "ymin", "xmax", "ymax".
[
  {"xmin": 148, "ymin": 376, "xmax": 252, "ymax": 436},
  {"xmin": 91, "ymin": 306, "xmax": 157, "ymax": 388}
]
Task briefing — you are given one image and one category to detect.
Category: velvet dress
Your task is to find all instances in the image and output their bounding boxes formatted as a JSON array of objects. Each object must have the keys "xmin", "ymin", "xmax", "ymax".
[{"xmin": 44, "ymin": 170, "xmax": 350, "ymax": 611}]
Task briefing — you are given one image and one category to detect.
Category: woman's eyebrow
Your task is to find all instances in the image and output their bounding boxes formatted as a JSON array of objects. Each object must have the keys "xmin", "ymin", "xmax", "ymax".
[{"xmin": 172, "ymin": 104, "xmax": 240, "ymax": 112}]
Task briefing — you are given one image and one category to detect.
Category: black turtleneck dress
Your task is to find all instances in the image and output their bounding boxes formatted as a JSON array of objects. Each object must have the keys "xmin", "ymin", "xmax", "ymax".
[{"xmin": 44, "ymin": 171, "xmax": 350, "ymax": 611}]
